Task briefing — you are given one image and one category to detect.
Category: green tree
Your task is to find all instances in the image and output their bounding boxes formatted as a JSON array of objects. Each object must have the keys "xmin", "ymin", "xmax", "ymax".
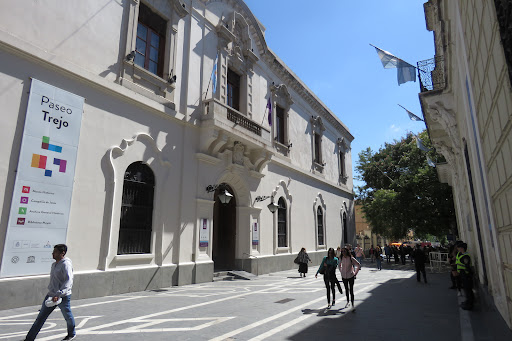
[{"xmin": 355, "ymin": 131, "xmax": 456, "ymax": 241}]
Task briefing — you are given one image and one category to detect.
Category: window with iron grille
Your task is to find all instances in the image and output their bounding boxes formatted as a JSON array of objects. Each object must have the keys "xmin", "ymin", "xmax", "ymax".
[
  {"xmin": 339, "ymin": 150, "xmax": 345, "ymax": 178},
  {"xmin": 317, "ymin": 206, "xmax": 324, "ymax": 245},
  {"xmin": 277, "ymin": 197, "xmax": 287, "ymax": 247},
  {"xmin": 118, "ymin": 162, "xmax": 155, "ymax": 254},
  {"xmin": 227, "ymin": 68, "xmax": 240, "ymax": 111},
  {"xmin": 314, "ymin": 133, "xmax": 322, "ymax": 164},
  {"xmin": 135, "ymin": 3, "xmax": 166, "ymax": 77},
  {"xmin": 276, "ymin": 105, "xmax": 285, "ymax": 144}
]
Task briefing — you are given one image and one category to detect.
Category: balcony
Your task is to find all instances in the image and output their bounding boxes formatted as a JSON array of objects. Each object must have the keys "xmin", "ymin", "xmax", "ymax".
[
  {"xmin": 417, "ymin": 55, "xmax": 445, "ymax": 92},
  {"xmin": 202, "ymin": 99, "xmax": 271, "ymax": 148},
  {"xmin": 199, "ymin": 99, "xmax": 273, "ymax": 174}
]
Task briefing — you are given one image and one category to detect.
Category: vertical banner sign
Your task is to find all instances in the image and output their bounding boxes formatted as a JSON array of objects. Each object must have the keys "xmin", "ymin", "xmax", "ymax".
[
  {"xmin": 252, "ymin": 222, "xmax": 259, "ymax": 246},
  {"xmin": 1, "ymin": 79, "xmax": 84, "ymax": 278},
  {"xmin": 199, "ymin": 218, "xmax": 209, "ymax": 247}
]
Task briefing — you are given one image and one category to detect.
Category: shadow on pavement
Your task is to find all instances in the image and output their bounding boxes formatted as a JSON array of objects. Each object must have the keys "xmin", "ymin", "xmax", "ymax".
[{"xmin": 288, "ymin": 267, "xmax": 461, "ymax": 341}]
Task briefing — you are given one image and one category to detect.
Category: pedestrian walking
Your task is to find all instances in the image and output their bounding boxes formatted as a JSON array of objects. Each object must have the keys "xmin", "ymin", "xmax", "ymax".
[
  {"xmin": 456, "ymin": 242, "xmax": 474, "ymax": 310},
  {"xmin": 296, "ymin": 247, "xmax": 312, "ymax": 277},
  {"xmin": 315, "ymin": 248, "xmax": 342, "ymax": 308},
  {"xmin": 384, "ymin": 244, "xmax": 391, "ymax": 263},
  {"xmin": 339, "ymin": 247, "xmax": 360, "ymax": 311},
  {"xmin": 25, "ymin": 244, "xmax": 76, "ymax": 341},
  {"xmin": 393, "ymin": 246, "xmax": 399, "ymax": 263},
  {"xmin": 375, "ymin": 244, "xmax": 382, "ymax": 270},
  {"xmin": 399, "ymin": 245, "xmax": 406, "ymax": 265},
  {"xmin": 369, "ymin": 245, "xmax": 375, "ymax": 263},
  {"xmin": 412, "ymin": 244, "xmax": 428, "ymax": 283},
  {"xmin": 354, "ymin": 244, "xmax": 364, "ymax": 268},
  {"xmin": 335, "ymin": 246, "xmax": 342, "ymax": 259}
]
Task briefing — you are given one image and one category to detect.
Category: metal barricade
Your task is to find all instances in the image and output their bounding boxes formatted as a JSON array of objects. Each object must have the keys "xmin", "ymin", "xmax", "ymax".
[{"xmin": 429, "ymin": 252, "xmax": 449, "ymax": 272}]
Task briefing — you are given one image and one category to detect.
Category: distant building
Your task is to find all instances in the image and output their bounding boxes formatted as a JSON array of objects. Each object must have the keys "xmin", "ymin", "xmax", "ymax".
[
  {"xmin": 354, "ymin": 204, "xmax": 389, "ymax": 252},
  {"xmin": 419, "ymin": 0, "xmax": 511, "ymax": 328},
  {"xmin": 0, "ymin": 0, "xmax": 355, "ymax": 309}
]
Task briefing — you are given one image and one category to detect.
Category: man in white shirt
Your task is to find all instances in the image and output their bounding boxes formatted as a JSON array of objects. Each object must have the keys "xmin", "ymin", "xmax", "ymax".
[{"xmin": 25, "ymin": 244, "xmax": 76, "ymax": 341}]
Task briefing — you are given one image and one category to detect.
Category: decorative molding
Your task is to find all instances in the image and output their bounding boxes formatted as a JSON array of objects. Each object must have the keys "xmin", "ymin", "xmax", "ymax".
[
  {"xmin": 172, "ymin": 0, "xmax": 189, "ymax": 18},
  {"xmin": 195, "ymin": 152, "xmax": 222, "ymax": 165},
  {"xmin": 271, "ymin": 83, "xmax": 294, "ymax": 108},
  {"xmin": 310, "ymin": 115, "xmax": 326, "ymax": 132},
  {"xmin": 200, "ymin": 0, "xmax": 268, "ymax": 56},
  {"xmin": 264, "ymin": 51, "xmax": 352, "ymax": 138},
  {"xmin": 233, "ymin": 141, "xmax": 245, "ymax": 165}
]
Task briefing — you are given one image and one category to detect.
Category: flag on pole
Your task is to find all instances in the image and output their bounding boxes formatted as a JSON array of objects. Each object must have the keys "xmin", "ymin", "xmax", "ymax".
[
  {"xmin": 266, "ymin": 96, "xmax": 272, "ymax": 126},
  {"xmin": 211, "ymin": 52, "xmax": 218, "ymax": 94},
  {"xmin": 427, "ymin": 156, "xmax": 436, "ymax": 167},
  {"xmin": 413, "ymin": 133, "xmax": 430, "ymax": 152},
  {"xmin": 398, "ymin": 104, "xmax": 423, "ymax": 121},
  {"xmin": 372, "ymin": 44, "xmax": 416, "ymax": 85}
]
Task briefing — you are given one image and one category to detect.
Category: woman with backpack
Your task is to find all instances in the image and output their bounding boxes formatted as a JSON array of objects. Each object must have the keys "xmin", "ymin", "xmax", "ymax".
[{"xmin": 315, "ymin": 247, "xmax": 342, "ymax": 308}]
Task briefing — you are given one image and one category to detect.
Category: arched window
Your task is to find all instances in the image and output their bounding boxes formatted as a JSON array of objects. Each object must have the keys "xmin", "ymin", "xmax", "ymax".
[
  {"xmin": 118, "ymin": 162, "xmax": 155, "ymax": 254},
  {"xmin": 317, "ymin": 206, "xmax": 324, "ymax": 245},
  {"xmin": 277, "ymin": 197, "xmax": 287, "ymax": 247},
  {"xmin": 310, "ymin": 116, "xmax": 326, "ymax": 173}
]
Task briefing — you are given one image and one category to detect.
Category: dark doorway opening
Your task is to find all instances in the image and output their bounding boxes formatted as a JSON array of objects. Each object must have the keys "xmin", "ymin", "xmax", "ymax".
[{"xmin": 212, "ymin": 184, "xmax": 236, "ymax": 271}]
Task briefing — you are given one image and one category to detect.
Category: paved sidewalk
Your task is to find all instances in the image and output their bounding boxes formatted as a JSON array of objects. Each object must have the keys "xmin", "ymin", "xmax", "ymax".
[{"xmin": 0, "ymin": 260, "xmax": 509, "ymax": 340}]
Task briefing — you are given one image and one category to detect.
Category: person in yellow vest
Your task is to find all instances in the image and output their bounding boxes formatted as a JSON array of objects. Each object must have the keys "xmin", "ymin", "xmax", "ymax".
[{"xmin": 456, "ymin": 242, "xmax": 474, "ymax": 310}]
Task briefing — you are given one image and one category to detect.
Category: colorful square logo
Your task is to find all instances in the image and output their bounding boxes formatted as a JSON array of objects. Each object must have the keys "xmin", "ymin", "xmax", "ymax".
[
  {"xmin": 22, "ymin": 186, "xmax": 30, "ymax": 193},
  {"xmin": 18, "ymin": 207, "xmax": 27, "ymax": 215},
  {"xmin": 17, "ymin": 218, "xmax": 25, "ymax": 225},
  {"xmin": 20, "ymin": 197, "xmax": 29, "ymax": 204}
]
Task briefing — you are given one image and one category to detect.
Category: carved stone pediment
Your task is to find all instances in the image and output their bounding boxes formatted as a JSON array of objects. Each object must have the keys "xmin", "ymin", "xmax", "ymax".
[
  {"xmin": 271, "ymin": 84, "xmax": 294, "ymax": 109},
  {"xmin": 216, "ymin": 11, "xmax": 259, "ymax": 73},
  {"xmin": 310, "ymin": 115, "xmax": 326, "ymax": 132},
  {"xmin": 337, "ymin": 137, "xmax": 350, "ymax": 151}
]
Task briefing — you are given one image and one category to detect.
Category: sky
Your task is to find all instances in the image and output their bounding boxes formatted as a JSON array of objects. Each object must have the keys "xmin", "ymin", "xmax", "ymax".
[{"xmin": 243, "ymin": 0, "xmax": 435, "ymax": 188}]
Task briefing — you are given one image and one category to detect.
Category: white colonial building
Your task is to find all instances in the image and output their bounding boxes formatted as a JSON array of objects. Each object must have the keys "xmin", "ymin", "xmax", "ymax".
[{"xmin": 0, "ymin": 0, "xmax": 355, "ymax": 309}]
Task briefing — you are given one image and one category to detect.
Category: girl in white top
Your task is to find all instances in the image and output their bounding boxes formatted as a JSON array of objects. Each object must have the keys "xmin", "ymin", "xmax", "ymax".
[{"xmin": 338, "ymin": 247, "xmax": 360, "ymax": 310}]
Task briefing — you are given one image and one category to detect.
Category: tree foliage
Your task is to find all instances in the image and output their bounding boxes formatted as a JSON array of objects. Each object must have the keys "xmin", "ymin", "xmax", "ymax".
[{"xmin": 355, "ymin": 130, "xmax": 456, "ymax": 241}]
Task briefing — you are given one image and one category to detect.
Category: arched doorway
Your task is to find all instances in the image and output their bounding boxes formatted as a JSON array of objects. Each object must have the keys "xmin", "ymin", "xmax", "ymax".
[{"xmin": 212, "ymin": 184, "xmax": 237, "ymax": 270}]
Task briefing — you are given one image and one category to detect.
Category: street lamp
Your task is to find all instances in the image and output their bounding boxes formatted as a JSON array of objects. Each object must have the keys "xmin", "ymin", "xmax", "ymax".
[
  {"xmin": 206, "ymin": 184, "xmax": 233, "ymax": 204},
  {"xmin": 255, "ymin": 195, "xmax": 278, "ymax": 214}
]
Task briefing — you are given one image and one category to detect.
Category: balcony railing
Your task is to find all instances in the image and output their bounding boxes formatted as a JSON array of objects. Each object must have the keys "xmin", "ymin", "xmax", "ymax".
[
  {"xmin": 226, "ymin": 108, "xmax": 262, "ymax": 136},
  {"xmin": 417, "ymin": 55, "xmax": 445, "ymax": 92}
]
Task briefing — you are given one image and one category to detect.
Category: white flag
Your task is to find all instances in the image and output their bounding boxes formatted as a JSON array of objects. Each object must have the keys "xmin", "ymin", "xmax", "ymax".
[
  {"xmin": 413, "ymin": 133, "xmax": 430, "ymax": 152},
  {"xmin": 427, "ymin": 156, "xmax": 436, "ymax": 167},
  {"xmin": 373, "ymin": 45, "xmax": 417, "ymax": 85},
  {"xmin": 399, "ymin": 104, "xmax": 423, "ymax": 121}
]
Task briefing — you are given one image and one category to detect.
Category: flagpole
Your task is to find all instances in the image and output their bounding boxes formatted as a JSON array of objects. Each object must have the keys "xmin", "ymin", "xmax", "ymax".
[
  {"xmin": 398, "ymin": 104, "xmax": 424, "ymax": 121},
  {"xmin": 261, "ymin": 106, "xmax": 267, "ymax": 126},
  {"xmin": 204, "ymin": 77, "xmax": 212, "ymax": 101},
  {"xmin": 370, "ymin": 43, "xmax": 423, "ymax": 71}
]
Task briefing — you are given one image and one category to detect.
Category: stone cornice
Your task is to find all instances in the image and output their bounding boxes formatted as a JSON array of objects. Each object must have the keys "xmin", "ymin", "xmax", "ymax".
[
  {"xmin": 200, "ymin": 1, "xmax": 353, "ymax": 141},
  {"xmin": 263, "ymin": 49, "xmax": 353, "ymax": 140}
]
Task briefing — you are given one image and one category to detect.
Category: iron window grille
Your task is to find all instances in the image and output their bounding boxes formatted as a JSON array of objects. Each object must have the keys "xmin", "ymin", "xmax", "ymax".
[{"xmin": 118, "ymin": 162, "xmax": 155, "ymax": 254}]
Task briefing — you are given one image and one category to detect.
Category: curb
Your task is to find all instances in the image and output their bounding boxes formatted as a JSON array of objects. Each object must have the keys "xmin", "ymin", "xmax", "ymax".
[{"xmin": 458, "ymin": 295, "xmax": 475, "ymax": 341}]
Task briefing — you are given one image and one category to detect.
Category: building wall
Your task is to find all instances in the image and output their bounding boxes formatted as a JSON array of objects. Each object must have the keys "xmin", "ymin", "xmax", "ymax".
[
  {"xmin": 420, "ymin": 0, "xmax": 511, "ymax": 328},
  {"xmin": 0, "ymin": 0, "xmax": 355, "ymax": 309}
]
